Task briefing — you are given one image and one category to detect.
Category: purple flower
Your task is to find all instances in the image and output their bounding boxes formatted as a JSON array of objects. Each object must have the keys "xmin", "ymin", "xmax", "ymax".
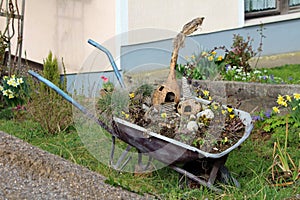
[
  {"xmin": 225, "ymin": 64, "xmax": 231, "ymax": 72},
  {"xmin": 264, "ymin": 110, "xmax": 271, "ymax": 118},
  {"xmin": 252, "ymin": 115, "xmax": 261, "ymax": 121}
]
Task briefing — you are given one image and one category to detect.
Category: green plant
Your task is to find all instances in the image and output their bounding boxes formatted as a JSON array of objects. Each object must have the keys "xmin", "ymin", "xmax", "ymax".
[
  {"xmin": 0, "ymin": 74, "xmax": 28, "ymax": 107},
  {"xmin": 270, "ymin": 117, "xmax": 300, "ymax": 185},
  {"xmin": 27, "ymin": 52, "xmax": 72, "ymax": 134},
  {"xmin": 272, "ymin": 93, "xmax": 300, "ymax": 124},
  {"xmin": 177, "ymin": 51, "xmax": 221, "ymax": 80}
]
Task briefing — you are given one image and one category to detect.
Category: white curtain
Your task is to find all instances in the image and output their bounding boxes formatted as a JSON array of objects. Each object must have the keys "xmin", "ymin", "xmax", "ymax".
[
  {"xmin": 245, "ymin": 0, "xmax": 276, "ymax": 12},
  {"xmin": 289, "ymin": 0, "xmax": 300, "ymax": 6}
]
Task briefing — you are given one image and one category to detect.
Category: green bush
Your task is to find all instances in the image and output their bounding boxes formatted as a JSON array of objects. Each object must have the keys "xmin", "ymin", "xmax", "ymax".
[{"xmin": 27, "ymin": 51, "xmax": 73, "ymax": 134}]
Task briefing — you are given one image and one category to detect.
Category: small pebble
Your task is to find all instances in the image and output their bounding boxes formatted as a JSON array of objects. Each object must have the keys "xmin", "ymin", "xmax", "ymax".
[{"xmin": 186, "ymin": 121, "xmax": 198, "ymax": 131}]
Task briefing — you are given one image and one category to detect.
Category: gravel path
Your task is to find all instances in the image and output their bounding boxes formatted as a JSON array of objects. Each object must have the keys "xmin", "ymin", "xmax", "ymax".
[{"xmin": 0, "ymin": 131, "xmax": 154, "ymax": 199}]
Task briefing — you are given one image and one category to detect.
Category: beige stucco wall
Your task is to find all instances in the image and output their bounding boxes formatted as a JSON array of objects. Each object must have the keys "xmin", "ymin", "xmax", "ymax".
[
  {"xmin": 1, "ymin": 0, "xmax": 245, "ymax": 74},
  {"xmin": 127, "ymin": 0, "xmax": 243, "ymax": 44},
  {"xmin": 1, "ymin": 0, "xmax": 117, "ymax": 74}
]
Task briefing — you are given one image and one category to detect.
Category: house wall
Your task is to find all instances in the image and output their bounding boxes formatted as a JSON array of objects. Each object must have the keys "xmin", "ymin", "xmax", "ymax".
[
  {"xmin": 0, "ymin": 0, "xmax": 117, "ymax": 74},
  {"xmin": 120, "ymin": 17, "xmax": 300, "ymax": 74},
  {"xmin": 126, "ymin": 0, "xmax": 243, "ymax": 44}
]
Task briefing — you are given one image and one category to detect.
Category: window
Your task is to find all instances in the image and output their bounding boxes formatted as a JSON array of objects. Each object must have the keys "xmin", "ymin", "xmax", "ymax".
[{"xmin": 245, "ymin": 0, "xmax": 300, "ymax": 19}]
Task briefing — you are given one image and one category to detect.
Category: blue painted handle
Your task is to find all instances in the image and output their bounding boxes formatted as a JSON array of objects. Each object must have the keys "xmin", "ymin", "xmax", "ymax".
[
  {"xmin": 88, "ymin": 39, "xmax": 125, "ymax": 88},
  {"xmin": 28, "ymin": 70, "xmax": 115, "ymax": 135}
]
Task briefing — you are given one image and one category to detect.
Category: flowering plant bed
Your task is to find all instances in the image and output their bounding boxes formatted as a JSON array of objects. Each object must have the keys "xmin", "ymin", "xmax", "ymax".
[
  {"xmin": 97, "ymin": 77, "xmax": 251, "ymax": 154},
  {"xmin": 112, "ymin": 82, "xmax": 246, "ymax": 154}
]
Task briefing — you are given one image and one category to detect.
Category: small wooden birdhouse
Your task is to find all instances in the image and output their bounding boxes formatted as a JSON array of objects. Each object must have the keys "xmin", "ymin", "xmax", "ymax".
[{"xmin": 152, "ymin": 83, "xmax": 180, "ymax": 105}]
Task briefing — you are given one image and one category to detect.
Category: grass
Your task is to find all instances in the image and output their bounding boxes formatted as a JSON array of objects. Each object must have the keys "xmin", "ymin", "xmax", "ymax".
[
  {"xmin": 0, "ymin": 64, "xmax": 299, "ymax": 199},
  {"xmin": 0, "ymin": 119, "xmax": 299, "ymax": 199},
  {"xmin": 261, "ymin": 64, "xmax": 300, "ymax": 84}
]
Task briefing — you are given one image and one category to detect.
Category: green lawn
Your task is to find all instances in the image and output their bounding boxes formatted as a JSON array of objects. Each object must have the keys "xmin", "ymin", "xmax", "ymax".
[{"xmin": 262, "ymin": 64, "xmax": 300, "ymax": 84}]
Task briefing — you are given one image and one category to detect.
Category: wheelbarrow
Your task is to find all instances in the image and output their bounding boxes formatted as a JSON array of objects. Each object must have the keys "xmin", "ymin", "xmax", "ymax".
[{"xmin": 28, "ymin": 39, "xmax": 253, "ymax": 192}]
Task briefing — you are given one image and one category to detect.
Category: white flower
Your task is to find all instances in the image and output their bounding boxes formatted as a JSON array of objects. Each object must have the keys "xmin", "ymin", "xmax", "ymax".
[
  {"xmin": 253, "ymin": 70, "xmax": 261, "ymax": 74},
  {"xmin": 17, "ymin": 78, "xmax": 24, "ymax": 84},
  {"xmin": 7, "ymin": 78, "xmax": 18, "ymax": 87},
  {"xmin": 236, "ymin": 69, "xmax": 242, "ymax": 73},
  {"xmin": 0, "ymin": 85, "xmax": 3, "ymax": 91},
  {"xmin": 3, "ymin": 90, "xmax": 8, "ymax": 96},
  {"xmin": 197, "ymin": 109, "xmax": 214, "ymax": 120}
]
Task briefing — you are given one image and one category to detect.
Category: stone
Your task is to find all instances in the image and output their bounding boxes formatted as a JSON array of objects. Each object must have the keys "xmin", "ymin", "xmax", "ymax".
[
  {"xmin": 197, "ymin": 109, "xmax": 214, "ymax": 119},
  {"xmin": 186, "ymin": 121, "xmax": 199, "ymax": 131}
]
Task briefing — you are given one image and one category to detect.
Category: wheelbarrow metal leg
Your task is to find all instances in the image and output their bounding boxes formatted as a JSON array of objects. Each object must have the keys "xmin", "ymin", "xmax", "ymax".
[
  {"xmin": 110, "ymin": 136, "xmax": 132, "ymax": 171},
  {"xmin": 170, "ymin": 165, "xmax": 222, "ymax": 192},
  {"xmin": 207, "ymin": 156, "xmax": 228, "ymax": 186},
  {"xmin": 137, "ymin": 151, "xmax": 153, "ymax": 171}
]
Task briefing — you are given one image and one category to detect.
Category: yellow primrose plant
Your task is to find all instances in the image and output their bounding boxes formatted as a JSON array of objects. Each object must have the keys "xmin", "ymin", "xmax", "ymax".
[{"xmin": 0, "ymin": 75, "xmax": 27, "ymax": 107}]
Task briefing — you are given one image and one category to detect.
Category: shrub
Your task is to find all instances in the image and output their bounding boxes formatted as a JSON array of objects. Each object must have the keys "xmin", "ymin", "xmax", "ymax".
[{"xmin": 27, "ymin": 52, "xmax": 73, "ymax": 134}]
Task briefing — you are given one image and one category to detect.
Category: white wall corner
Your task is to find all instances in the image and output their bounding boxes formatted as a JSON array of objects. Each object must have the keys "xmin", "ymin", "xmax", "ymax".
[{"xmin": 238, "ymin": 0, "xmax": 245, "ymax": 27}]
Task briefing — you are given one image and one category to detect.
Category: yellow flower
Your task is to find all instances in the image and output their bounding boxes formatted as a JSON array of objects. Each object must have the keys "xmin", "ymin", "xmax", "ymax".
[
  {"xmin": 292, "ymin": 106, "xmax": 297, "ymax": 111},
  {"xmin": 221, "ymin": 109, "xmax": 227, "ymax": 115},
  {"xmin": 3, "ymin": 76, "xmax": 8, "ymax": 80},
  {"xmin": 213, "ymin": 104, "xmax": 219, "ymax": 110},
  {"xmin": 217, "ymin": 56, "xmax": 223, "ymax": 61},
  {"xmin": 129, "ymin": 92, "xmax": 135, "ymax": 99},
  {"xmin": 294, "ymin": 93, "xmax": 300, "ymax": 100},
  {"xmin": 17, "ymin": 78, "xmax": 24, "ymax": 84},
  {"xmin": 191, "ymin": 55, "xmax": 195, "ymax": 60},
  {"xmin": 202, "ymin": 90, "xmax": 209, "ymax": 96},
  {"xmin": 282, "ymin": 101, "xmax": 288, "ymax": 107},
  {"xmin": 224, "ymin": 137, "xmax": 228, "ymax": 143},
  {"xmin": 0, "ymin": 85, "xmax": 3, "ymax": 91},
  {"xmin": 161, "ymin": 112, "xmax": 167, "ymax": 119},
  {"xmin": 272, "ymin": 106, "xmax": 280, "ymax": 113},
  {"xmin": 2, "ymin": 90, "xmax": 8, "ymax": 96},
  {"xmin": 8, "ymin": 93, "xmax": 14, "ymax": 99},
  {"xmin": 201, "ymin": 51, "xmax": 208, "ymax": 57},
  {"xmin": 211, "ymin": 51, "xmax": 217, "ymax": 55},
  {"xmin": 7, "ymin": 78, "xmax": 15, "ymax": 86},
  {"xmin": 11, "ymin": 74, "xmax": 15, "ymax": 79},
  {"xmin": 208, "ymin": 56, "xmax": 214, "ymax": 61},
  {"xmin": 208, "ymin": 96, "xmax": 212, "ymax": 101},
  {"xmin": 227, "ymin": 107, "xmax": 233, "ymax": 113},
  {"xmin": 277, "ymin": 95, "xmax": 284, "ymax": 105},
  {"xmin": 229, "ymin": 114, "xmax": 235, "ymax": 119},
  {"xmin": 121, "ymin": 111, "xmax": 129, "ymax": 119}
]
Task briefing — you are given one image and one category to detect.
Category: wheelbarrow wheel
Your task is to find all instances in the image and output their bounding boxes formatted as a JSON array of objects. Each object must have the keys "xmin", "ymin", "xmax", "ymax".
[{"xmin": 216, "ymin": 165, "xmax": 240, "ymax": 188}]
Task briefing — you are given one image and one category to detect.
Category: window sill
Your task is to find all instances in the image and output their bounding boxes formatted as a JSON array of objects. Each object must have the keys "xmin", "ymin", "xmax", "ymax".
[{"xmin": 244, "ymin": 12, "xmax": 300, "ymax": 27}]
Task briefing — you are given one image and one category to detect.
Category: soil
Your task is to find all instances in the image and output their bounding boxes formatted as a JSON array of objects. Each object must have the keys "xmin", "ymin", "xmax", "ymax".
[{"xmin": 99, "ymin": 81, "xmax": 247, "ymax": 154}]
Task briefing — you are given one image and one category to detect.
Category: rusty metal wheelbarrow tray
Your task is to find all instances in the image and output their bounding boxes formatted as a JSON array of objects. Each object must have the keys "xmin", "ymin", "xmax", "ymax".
[{"xmin": 113, "ymin": 98, "xmax": 253, "ymax": 163}]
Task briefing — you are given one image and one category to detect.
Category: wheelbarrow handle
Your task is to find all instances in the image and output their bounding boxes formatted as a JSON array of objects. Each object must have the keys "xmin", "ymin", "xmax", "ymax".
[
  {"xmin": 88, "ymin": 39, "xmax": 125, "ymax": 88},
  {"xmin": 28, "ymin": 70, "xmax": 115, "ymax": 136}
]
